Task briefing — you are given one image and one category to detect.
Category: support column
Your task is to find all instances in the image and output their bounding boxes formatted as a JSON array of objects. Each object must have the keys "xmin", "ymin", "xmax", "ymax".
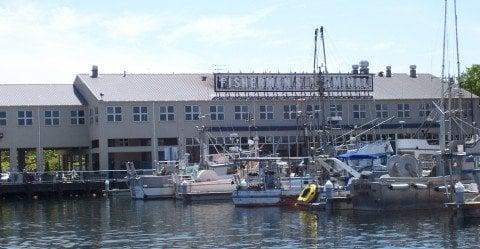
[
  {"xmin": 151, "ymin": 101, "xmax": 158, "ymax": 166},
  {"xmin": 36, "ymin": 147, "xmax": 44, "ymax": 172},
  {"xmin": 99, "ymin": 139, "xmax": 109, "ymax": 171},
  {"xmin": 9, "ymin": 148, "xmax": 18, "ymax": 172},
  {"xmin": 151, "ymin": 137, "xmax": 157, "ymax": 167},
  {"xmin": 88, "ymin": 151, "xmax": 93, "ymax": 171}
]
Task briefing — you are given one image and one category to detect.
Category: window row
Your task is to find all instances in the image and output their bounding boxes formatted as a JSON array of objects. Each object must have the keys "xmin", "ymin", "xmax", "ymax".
[
  {"xmin": 0, "ymin": 102, "xmax": 463, "ymax": 127},
  {"xmin": 0, "ymin": 110, "xmax": 85, "ymax": 126}
]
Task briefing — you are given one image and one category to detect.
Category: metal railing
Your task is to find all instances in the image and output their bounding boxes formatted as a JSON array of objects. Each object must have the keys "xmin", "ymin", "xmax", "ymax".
[
  {"xmin": 0, "ymin": 169, "xmax": 155, "ymax": 185},
  {"xmin": 0, "ymin": 160, "xmax": 186, "ymax": 185}
]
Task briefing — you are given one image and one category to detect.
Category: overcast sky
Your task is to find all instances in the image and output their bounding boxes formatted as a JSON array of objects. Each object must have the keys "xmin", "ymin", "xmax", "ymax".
[{"xmin": 0, "ymin": 0, "xmax": 478, "ymax": 84}]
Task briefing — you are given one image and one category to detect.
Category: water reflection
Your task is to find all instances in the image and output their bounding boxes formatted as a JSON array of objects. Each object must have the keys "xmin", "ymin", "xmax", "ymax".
[{"xmin": 1, "ymin": 198, "xmax": 480, "ymax": 248}]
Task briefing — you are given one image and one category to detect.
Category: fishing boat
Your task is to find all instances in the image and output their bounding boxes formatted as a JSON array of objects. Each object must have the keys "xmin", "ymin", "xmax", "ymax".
[
  {"xmin": 175, "ymin": 169, "xmax": 237, "ymax": 202},
  {"xmin": 126, "ymin": 161, "xmax": 179, "ymax": 199},
  {"xmin": 232, "ymin": 157, "xmax": 315, "ymax": 207}
]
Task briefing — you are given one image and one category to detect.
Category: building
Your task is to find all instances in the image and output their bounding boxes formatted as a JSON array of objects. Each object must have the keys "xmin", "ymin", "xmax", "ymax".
[{"xmin": 0, "ymin": 65, "xmax": 478, "ymax": 173}]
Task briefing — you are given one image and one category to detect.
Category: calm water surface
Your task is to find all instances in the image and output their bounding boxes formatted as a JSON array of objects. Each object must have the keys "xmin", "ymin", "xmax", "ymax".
[{"xmin": 1, "ymin": 197, "xmax": 480, "ymax": 248}]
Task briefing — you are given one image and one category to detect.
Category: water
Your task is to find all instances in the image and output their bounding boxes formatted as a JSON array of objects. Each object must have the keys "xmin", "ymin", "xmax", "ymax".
[{"xmin": 1, "ymin": 198, "xmax": 480, "ymax": 249}]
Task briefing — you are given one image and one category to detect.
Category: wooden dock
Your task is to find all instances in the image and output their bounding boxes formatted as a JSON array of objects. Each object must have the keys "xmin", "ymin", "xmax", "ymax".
[{"xmin": 0, "ymin": 180, "xmax": 128, "ymax": 198}]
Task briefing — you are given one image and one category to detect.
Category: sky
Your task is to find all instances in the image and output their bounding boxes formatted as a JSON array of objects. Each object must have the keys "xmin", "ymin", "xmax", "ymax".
[{"xmin": 0, "ymin": 0, "xmax": 478, "ymax": 84}]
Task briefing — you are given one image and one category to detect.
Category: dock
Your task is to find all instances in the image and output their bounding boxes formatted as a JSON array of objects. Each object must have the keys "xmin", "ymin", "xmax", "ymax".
[{"xmin": 0, "ymin": 170, "xmax": 129, "ymax": 198}]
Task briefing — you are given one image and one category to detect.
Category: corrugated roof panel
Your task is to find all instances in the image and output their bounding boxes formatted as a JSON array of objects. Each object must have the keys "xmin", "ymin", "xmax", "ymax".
[
  {"xmin": 77, "ymin": 73, "xmax": 214, "ymax": 102},
  {"xmin": 373, "ymin": 73, "xmax": 476, "ymax": 100},
  {"xmin": 0, "ymin": 84, "xmax": 85, "ymax": 106}
]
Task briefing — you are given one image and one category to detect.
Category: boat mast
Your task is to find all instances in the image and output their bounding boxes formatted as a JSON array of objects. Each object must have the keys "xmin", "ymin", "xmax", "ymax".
[
  {"xmin": 453, "ymin": 0, "xmax": 464, "ymax": 138},
  {"xmin": 320, "ymin": 26, "xmax": 328, "ymax": 74},
  {"xmin": 319, "ymin": 26, "xmax": 328, "ymax": 153},
  {"xmin": 439, "ymin": 0, "xmax": 448, "ymax": 152},
  {"xmin": 313, "ymin": 28, "xmax": 319, "ymax": 74}
]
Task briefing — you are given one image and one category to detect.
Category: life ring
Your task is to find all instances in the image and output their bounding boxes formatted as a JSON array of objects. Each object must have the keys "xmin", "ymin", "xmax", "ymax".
[{"xmin": 297, "ymin": 184, "xmax": 317, "ymax": 203}]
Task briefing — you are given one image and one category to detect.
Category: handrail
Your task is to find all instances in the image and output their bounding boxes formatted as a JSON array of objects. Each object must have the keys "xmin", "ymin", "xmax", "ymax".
[{"xmin": 0, "ymin": 169, "xmax": 150, "ymax": 185}]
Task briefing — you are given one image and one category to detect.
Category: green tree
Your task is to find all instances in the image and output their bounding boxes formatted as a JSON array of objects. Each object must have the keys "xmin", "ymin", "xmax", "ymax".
[
  {"xmin": 459, "ymin": 64, "xmax": 480, "ymax": 96},
  {"xmin": 0, "ymin": 150, "xmax": 10, "ymax": 172}
]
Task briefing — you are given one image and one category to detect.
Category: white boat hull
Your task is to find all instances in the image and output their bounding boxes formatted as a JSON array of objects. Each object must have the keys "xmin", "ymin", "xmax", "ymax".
[
  {"xmin": 132, "ymin": 185, "xmax": 175, "ymax": 199},
  {"xmin": 232, "ymin": 189, "xmax": 282, "ymax": 207}
]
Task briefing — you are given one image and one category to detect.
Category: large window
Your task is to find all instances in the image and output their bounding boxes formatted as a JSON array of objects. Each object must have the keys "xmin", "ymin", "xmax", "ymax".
[
  {"xmin": 307, "ymin": 104, "xmax": 320, "ymax": 118},
  {"xmin": 234, "ymin": 105, "xmax": 249, "ymax": 120},
  {"xmin": 45, "ymin": 110, "xmax": 60, "ymax": 126},
  {"xmin": 329, "ymin": 104, "xmax": 343, "ymax": 117},
  {"xmin": 353, "ymin": 104, "xmax": 366, "ymax": 119},
  {"xmin": 375, "ymin": 104, "xmax": 388, "ymax": 118},
  {"xmin": 159, "ymin": 106, "xmax": 175, "ymax": 121},
  {"xmin": 0, "ymin": 111, "xmax": 6, "ymax": 126},
  {"xmin": 185, "ymin": 105, "xmax": 200, "ymax": 121},
  {"xmin": 259, "ymin": 105, "xmax": 274, "ymax": 120},
  {"xmin": 133, "ymin": 106, "xmax": 148, "ymax": 122},
  {"xmin": 283, "ymin": 105, "xmax": 297, "ymax": 120},
  {"xmin": 419, "ymin": 103, "xmax": 432, "ymax": 117},
  {"xmin": 107, "ymin": 106, "xmax": 122, "ymax": 122},
  {"xmin": 397, "ymin": 103, "xmax": 410, "ymax": 118},
  {"xmin": 209, "ymin": 105, "xmax": 224, "ymax": 121},
  {"xmin": 70, "ymin": 110, "xmax": 85, "ymax": 125},
  {"xmin": 17, "ymin": 111, "xmax": 33, "ymax": 126}
]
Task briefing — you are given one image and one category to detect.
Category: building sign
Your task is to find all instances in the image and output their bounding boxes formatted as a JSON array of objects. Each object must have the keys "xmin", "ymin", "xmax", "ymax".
[{"xmin": 214, "ymin": 73, "xmax": 373, "ymax": 92}]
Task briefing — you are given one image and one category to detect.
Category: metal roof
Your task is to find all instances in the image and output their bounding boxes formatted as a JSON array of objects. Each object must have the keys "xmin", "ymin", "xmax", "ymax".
[
  {"xmin": 77, "ymin": 73, "xmax": 214, "ymax": 102},
  {"xmin": 373, "ymin": 73, "xmax": 477, "ymax": 100},
  {"xmin": 78, "ymin": 72, "xmax": 477, "ymax": 102},
  {"xmin": 1, "ymin": 73, "xmax": 475, "ymax": 107},
  {"xmin": 0, "ymin": 84, "xmax": 85, "ymax": 106}
]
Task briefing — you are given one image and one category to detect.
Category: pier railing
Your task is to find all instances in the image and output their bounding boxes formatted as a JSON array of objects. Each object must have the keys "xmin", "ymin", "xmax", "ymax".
[{"xmin": 0, "ymin": 169, "xmax": 154, "ymax": 185}]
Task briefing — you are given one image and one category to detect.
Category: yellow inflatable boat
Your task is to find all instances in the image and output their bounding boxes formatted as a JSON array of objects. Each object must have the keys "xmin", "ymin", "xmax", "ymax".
[{"xmin": 297, "ymin": 184, "xmax": 317, "ymax": 203}]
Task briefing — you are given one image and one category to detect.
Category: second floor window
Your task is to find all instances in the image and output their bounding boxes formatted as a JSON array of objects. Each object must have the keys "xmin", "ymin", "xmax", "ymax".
[
  {"xmin": 70, "ymin": 110, "xmax": 85, "ymax": 125},
  {"xmin": 283, "ymin": 105, "xmax": 297, "ymax": 120},
  {"xmin": 329, "ymin": 104, "xmax": 343, "ymax": 117},
  {"xmin": 133, "ymin": 106, "xmax": 148, "ymax": 122},
  {"xmin": 17, "ymin": 111, "xmax": 33, "ymax": 126},
  {"xmin": 353, "ymin": 104, "xmax": 366, "ymax": 119},
  {"xmin": 160, "ymin": 106, "xmax": 175, "ymax": 121},
  {"xmin": 375, "ymin": 104, "xmax": 389, "ymax": 118},
  {"xmin": 209, "ymin": 105, "xmax": 224, "ymax": 121},
  {"xmin": 307, "ymin": 104, "xmax": 320, "ymax": 118},
  {"xmin": 234, "ymin": 105, "xmax": 249, "ymax": 120},
  {"xmin": 397, "ymin": 103, "xmax": 410, "ymax": 118},
  {"xmin": 45, "ymin": 110, "xmax": 60, "ymax": 126},
  {"xmin": 462, "ymin": 102, "xmax": 473, "ymax": 119},
  {"xmin": 107, "ymin": 106, "xmax": 122, "ymax": 122},
  {"xmin": 185, "ymin": 105, "xmax": 200, "ymax": 121},
  {"xmin": 419, "ymin": 103, "xmax": 432, "ymax": 117},
  {"xmin": 259, "ymin": 105, "xmax": 274, "ymax": 120},
  {"xmin": 0, "ymin": 111, "xmax": 6, "ymax": 126}
]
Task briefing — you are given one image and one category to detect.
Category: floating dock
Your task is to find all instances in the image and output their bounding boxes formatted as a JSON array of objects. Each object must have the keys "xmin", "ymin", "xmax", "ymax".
[{"xmin": 0, "ymin": 180, "xmax": 128, "ymax": 198}]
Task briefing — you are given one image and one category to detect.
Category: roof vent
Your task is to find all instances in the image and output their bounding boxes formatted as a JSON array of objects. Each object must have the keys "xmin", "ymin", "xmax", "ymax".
[
  {"xmin": 409, "ymin": 65, "xmax": 417, "ymax": 78},
  {"xmin": 351, "ymin": 65, "xmax": 359, "ymax": 74},
  {"xmin": 378, "ymin": 71, "xmax": 384, "ymax": 77},
  {"xmin": 91, "ymin": 65, "xmax": 98, "ymax": 78},
  {"xmin": 359, "ymin": 60, "xmax": 369, "ymax": 74},
  {"xmin": 201, "ymin": 76, "xmax": 207, "ymax": 81},
  {"xmin": 386, "ymin": 66, "xmax": 392, "ymax": 77}
]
